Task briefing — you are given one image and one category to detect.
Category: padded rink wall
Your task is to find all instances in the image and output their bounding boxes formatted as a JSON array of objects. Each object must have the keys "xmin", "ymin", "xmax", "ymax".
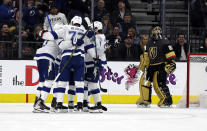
[{"xmin": 0, "ymin": 60, "xmax": 186, "ymax": 104}]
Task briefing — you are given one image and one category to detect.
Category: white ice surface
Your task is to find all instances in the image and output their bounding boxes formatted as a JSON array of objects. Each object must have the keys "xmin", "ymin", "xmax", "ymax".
[{"xmin": 0, "ymin": 104, "xmax": 207, "ymax": 131}]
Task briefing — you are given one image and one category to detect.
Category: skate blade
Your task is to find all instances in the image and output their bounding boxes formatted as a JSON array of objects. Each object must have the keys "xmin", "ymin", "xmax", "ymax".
[
  {"xmin": 158, "ymin": 105, "xmax": 172, "ymax": 108},
  {"xmin": 55, "ymin": 109, "xmax": 68, "ymax": 113},
  {"xmin": 136, "ymin": 104, "xmax": 150, "ymax": 108},
  {"xmin": 32, "ymin": 109, "xmax": 50, "ymax": 113},
  {"xmin": 68, "ymin": 109, "xmax": 74, "ymax": 113},
  {"xmin": 83, "ymin": 107, "xmax": 89, "ymax": 112},
  {"xmin": 50, "ymin": 107, "xmax": 56, "ymax": 113},
  {"xmin": 89, "ymin": 109, "xmax": 103, "ymax": 113}
]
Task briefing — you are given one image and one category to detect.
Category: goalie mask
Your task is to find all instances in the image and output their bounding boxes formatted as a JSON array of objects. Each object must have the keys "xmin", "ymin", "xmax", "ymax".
[
  {"xmin": 151, "ymin": 26, "xmax": 162, "ymax": 40},
  {"xmin": 71, "ymin": 16, "xmax": 82, "ymax": 26}
]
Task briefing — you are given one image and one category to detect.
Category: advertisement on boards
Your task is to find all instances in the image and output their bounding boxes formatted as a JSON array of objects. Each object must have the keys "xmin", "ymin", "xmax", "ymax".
[{"xmin": 0, "ymin": 60, "xmax": 187, "ymax": 95}]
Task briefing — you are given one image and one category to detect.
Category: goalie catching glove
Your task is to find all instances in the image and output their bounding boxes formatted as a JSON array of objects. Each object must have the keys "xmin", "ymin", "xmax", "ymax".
[{"xmin": 164, "ymin": 60, "xmax": 176, "ymax": 74}]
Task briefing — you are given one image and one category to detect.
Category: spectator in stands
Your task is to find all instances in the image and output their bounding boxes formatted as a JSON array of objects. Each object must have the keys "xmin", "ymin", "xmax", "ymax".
[
  {"xmin": 139, "ymin": 34, "xmax": 149, "ymax": 51},
  {"xmin": 127, "ymin": 27, "xmax": 140, "ymax": 45},
  {"xmin": 30, "ymin": 25, "xmax": 43, "ymax": 50},
  {"xmin": 22, "ymin": 0, "xmax": 44, "ymax": 32},
  {"xmin": 104, "ymin": 0, "xmax": 131, "ymax": 14},
  {"xmin": 0, "ymin": 0, "xmax": 17, "ymax": 25},
  {"xmin": 21, "ymin": 30, "xmax": 35, "ymax": 59},
  {"xmin": 43, "ymin": 3, "xmax": 68, "ymax": 31},
  {"xmin": 0, "ymin": 23, "xmax": 16, "ymax": 59},
  {"xmin": 118, "ymin": 12, "xmax": 140, "ymax": 38},
  {"xmin": 199, "ymin": 34, "xmax": 207, "ymax": 53},
  {"xmin": 118, "ymin": 34, "xmax": 141, "ymax": 61},
  {"xmin": 32, "ymin": 25, "xmax": 43, "ymax": 42},
  {"xmin": 105, "ymin": 25, "xmax": 123, "ymax": 61},
  {"xmin": 102, "ymin": 15, "xmax": 113, "ymax": 38},
  {"xmin": 35, "ymin": 0, "xmax": 50, "ymax": 16},
  {"xmin": 52, "ymin": 0, "xmax": 69, "ymax": 15},
  {"xmin": 111, "ymin": 0, "xmax": 131, "ymax": 25},
  {"xmin": 67, "ymin": 0, "xmax": 91, "ymax": 20},
  {"xmin": 190, "ymin": 0, "xmax": 205, "ymax": 29},
  {"xmin": 173, "ymin": 33, "xmax": 189, "ymax": 61},
  {"xmin": 94, "ymin": 0, "xmax": 109, "ymax": 21},
  {"xmin": 108, "ymin": 24, "xmax": 123, "ymax": 44}
]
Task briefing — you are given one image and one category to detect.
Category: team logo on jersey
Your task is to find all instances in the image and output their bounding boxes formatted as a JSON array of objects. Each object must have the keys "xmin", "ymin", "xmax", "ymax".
[{"xmin": 149, "ymin": 47, "xmax": 157, "ymax": 59}]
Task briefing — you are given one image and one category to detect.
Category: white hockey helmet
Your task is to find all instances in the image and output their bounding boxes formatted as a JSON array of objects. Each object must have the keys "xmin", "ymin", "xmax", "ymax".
[
  {"xmin": 92, "ymin": 21, "xmax": 103, "ymax": 30},
  {"xmin": 71, "ymin": 16, "xmax": 82, "ymax": 25}
]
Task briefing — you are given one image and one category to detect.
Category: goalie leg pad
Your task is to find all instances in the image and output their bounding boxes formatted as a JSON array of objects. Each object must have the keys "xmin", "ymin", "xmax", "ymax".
[
  {"xmin": 153, "ymin": 71, "xmax": 166, "ymax": 100},
  {"xmin": 137, "ymin": 73, "xmax": 152, "ymax": 104},
  {"xmin": 153, "ymin": 71, "xmax": 172, "ymax": 106}
]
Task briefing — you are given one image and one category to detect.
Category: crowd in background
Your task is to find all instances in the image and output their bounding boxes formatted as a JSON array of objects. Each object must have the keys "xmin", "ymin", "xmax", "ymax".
[{"xmin": 0, "ymin": 0, "xmax": 206, "ymax": 61}]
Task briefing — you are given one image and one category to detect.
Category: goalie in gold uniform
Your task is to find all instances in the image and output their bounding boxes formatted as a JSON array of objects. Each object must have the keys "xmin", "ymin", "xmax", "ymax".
[{"xmin": 136, "ymin": 26, "xmax": 176, "ymax": 107}]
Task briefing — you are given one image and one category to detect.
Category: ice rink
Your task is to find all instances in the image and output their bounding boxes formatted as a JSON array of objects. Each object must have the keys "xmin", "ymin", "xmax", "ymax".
[{"xmin": 0, "ymin": 103, "xmax": 207, "ymax": 131}]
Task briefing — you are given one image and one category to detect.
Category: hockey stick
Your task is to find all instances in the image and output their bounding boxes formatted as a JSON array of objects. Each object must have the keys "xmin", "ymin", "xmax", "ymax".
[
  {"xmin": 92, "ymin": 26, "xmax": 107, "ymax": 93},
  {"xmin": 53, "ymin": 30, "xmax": 89, "ymax": 83},
  {"xmin": 45, "ymin": 13, "xmax": 89, "ymax": 83},
  {"xmin": 46, "ymin": 13, "xmax": 53, "ymax": 32}
]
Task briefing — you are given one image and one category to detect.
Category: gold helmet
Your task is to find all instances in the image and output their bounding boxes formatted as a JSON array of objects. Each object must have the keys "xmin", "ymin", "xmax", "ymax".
[{"xmin": 151, "ymin": 26, "xmax": 162, "ymax": 40}]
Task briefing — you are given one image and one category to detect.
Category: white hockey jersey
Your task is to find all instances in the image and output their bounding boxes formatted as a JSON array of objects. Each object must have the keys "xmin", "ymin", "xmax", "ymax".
[
  {"xmin": 34, "ymin": 39, "xmax": 62, "ymax": 62},
  {"xmin": 54, "ymin": 54, "xmax": 61, "ymax": 66},
  {"xmin": 41, "ymin": 25, "xmax": 91, "ymax": 58},
  {"xmin": 85, "ymin": 34, "xmax": 107, "ymax": 68},
  {"xmin": 43, "ymin": 12, "xmax": 68, "ymax": 31}
]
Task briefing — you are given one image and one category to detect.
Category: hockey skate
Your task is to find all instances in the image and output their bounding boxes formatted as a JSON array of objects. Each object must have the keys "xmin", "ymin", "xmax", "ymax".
[
  {"xmin": 83, "ymin": 100, "xmax": 90, "ymax": 112},
  {"xmin": 55, "ymin": 102, "xmax": 68, "ymax": 113},
  {"xmin": 89, "ymin": 102, "xmax": 103, "ymax": 113},
  {"xmin": 33, "ymin": 96, "xmax": 39, "ymax": 108},
  {"xmin": 136, "ymin": 102, "xmax": 150, "ymax": 108},
  {"xmin": 33, "ymin": 98, "xmax": 50, "ymax": 113},
  {"xmin": 158, "ymin": 98, "xmax": 172, "ymax": 108},
  {"xmin": 50, "ymin": 97, "xmax": 57, "ymax": 112},
  {"xmin": 76, "ymin": 102, "xmax": 83, "ymax": 112},
  {"xmin": 68, "ymin": 101, "xmax": 74, "ymax": 112}
]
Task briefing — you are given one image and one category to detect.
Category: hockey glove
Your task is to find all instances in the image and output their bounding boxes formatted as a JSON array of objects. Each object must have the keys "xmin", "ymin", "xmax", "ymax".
[
  {"xmin": 76, "ymin": 39, "xmax": 84, "ymax": 46},
  {"xmin": 86, "ymin": 30, "xmax": 94, "ymax": 39},
  {"xmin": 164, "ymin": 60, "xmax": 176, "ymax": 74},
  {"xmin": 39, "ymin": 30, "xmax": 48, "ymax": 38},
  {"xmin": 94, "ymin": 58, "xmax": 104, "ymax": 72},
  {"xmin": 84, "ymin": 17, "xmax": 91, "ymax": 28}
]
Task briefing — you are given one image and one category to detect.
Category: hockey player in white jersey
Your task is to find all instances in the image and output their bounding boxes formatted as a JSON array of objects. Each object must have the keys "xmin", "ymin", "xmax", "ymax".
[
  {"xmin": 43, "ymin": 4, "xmax": 68, "ymax": 31},
  {"xmin": 83, "ymin": 21, "xmax": 107, "ymax": 113},
  {"xmin": 50, "ymin": 54, "xmax": 61, "ymax": 111},
  {"xmin": 40, "ymin": 16, "xmax": 94, "ymax": 112},
  {"xmin": 33, "ymin": 38, "xmax": 62, "ymax": 113}
]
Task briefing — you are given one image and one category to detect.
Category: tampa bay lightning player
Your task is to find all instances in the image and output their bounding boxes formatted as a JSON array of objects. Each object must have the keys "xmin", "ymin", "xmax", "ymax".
[{"xmin": 40, "ymin": 16, "xmax": 94, "ymax": 112}]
